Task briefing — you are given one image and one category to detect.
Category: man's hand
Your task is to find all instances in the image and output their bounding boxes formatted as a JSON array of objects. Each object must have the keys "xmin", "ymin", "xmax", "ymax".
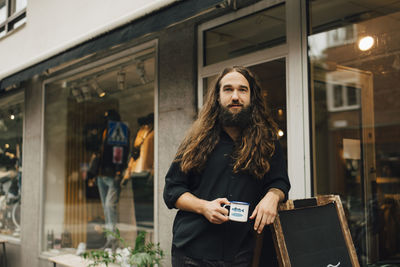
[
  {"xmin": 249, "ymin": 189, "xmax": 283, "ymax": 234},
  {"xmin": 201, "ymin": 198, "xmax": 230, "ymax": 224},
  {"xmin": 175, "ymin": 193, "xmax": 230, "ymax": 224}
]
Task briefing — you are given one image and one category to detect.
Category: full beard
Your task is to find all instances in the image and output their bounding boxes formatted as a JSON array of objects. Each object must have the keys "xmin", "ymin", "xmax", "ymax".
[{"xmin": 218, "ymin": 105, "xmax": 252, "ymax": 129}]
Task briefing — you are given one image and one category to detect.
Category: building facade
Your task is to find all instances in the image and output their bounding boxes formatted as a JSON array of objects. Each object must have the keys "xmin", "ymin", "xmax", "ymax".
[{"xmin": 0, "ymin": 0, "xmax": 399, "ymax": 266}]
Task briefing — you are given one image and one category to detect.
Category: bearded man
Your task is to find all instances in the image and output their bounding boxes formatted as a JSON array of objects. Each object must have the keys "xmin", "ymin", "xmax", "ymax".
[{"xmin": 163, "ymin": 66, "xmax": 291, "ymax": 266}]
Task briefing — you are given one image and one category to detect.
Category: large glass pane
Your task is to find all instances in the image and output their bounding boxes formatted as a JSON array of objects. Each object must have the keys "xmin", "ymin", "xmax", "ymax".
[
  {"xmin": 14, "ymin": 0, "xmax": 26, "ymax": 14},
  {"xmin": 204, "ymin": 3, "xmax": 286, "ymax": 65},
  {"xmin": 309, "ymin": 1, "xmax": 400, "ymax": 265},
  {"xmin": 43, "ymin": 47, "xmax": 155, "ymax": 254},
  {"xmin": 0, "ymin": 26, "xmax": 5, "ymax": 38},
  {"xmin": 249, "ymin": 60, "xmax": 287, "ymax": 155},
  {"xmin": 0, "ymin": 0, "xmax": 6, "ymax": 24},
  {"xmin": 11, "ymin": 16, "xmax": 25, "ymax": 29},
  {"xmin": 0, "ymin": 92, "xmax": 23, "ymax": 238}
]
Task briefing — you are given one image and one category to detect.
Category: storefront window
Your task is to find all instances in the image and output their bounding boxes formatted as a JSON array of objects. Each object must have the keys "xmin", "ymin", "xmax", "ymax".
[
  {"xmin": 0, "ymin": 91, "xmax": 23, "ymax": 238},
  {"xmin": 308, "ymin": 1, "xmax": 400, "ymax": 265},
  {"xmin": 203, "ymin": 3, "xmax": 286, "ymax": 65},
  {"xmin": 42, "ymin": 47, "xmax": 156, "ymax": 254}
]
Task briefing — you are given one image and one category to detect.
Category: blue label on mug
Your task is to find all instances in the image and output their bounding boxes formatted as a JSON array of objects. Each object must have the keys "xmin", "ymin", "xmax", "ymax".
[
  {"xmin": 231, "ymin": 212, "xmax": 243, "ymax": 217},
  {"xmin": 232, "ymin": 207, "xmax": 245, "ymax": 212}
]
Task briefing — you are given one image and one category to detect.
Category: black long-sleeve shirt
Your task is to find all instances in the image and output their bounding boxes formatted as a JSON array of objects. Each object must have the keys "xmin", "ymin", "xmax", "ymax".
[{"xmin": 163, "ymin": 131, "xmax": 290, "ymax": 261}]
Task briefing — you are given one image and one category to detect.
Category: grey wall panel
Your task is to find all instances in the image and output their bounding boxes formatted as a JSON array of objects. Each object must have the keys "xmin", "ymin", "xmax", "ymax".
[
  {"xmin": 158, "ymin": 21, "xmax": 197, "ymax": 266},
  {"xmin": 20, "ymin": 77, "xmax": 44, "ymax": 267}
]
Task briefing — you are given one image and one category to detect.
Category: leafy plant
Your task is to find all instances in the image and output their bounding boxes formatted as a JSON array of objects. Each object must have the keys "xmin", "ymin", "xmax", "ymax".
[{"xmin": 82, "ymin": 228, "xmax": 164, "ymax": 267}]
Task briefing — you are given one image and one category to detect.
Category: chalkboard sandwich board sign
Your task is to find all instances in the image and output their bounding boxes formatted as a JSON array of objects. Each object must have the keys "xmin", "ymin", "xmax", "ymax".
[{"xmin": 272, "ymin": 195, "xmax": 360, "ymax": 267}]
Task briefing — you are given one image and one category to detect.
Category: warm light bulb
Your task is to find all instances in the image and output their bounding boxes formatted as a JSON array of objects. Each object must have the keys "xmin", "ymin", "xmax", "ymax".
[
  {"xmin": 278, "ymin": 129, "xmax": 284, "ymax": 137},
  {"xmin": 358, "ymin": 36, "xmax": 374, "ymax": 51},
  {"xmin": 99, "ymin": 92, "xmax": 106, "ymax": 97},
  {"xmin": 10, "ymin": 114, "xmax": 15, "ymax": 120}
]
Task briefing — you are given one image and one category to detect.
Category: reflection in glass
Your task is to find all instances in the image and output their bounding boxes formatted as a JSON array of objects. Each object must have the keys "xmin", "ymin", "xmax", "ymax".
[
  {"xmin": 0, "ymin": 92, "xmax": 23, "ymax": 238},
  {"xmin": 14, "ymin": 0, "xmax": 27, "ymax": 14},
  {"xmin": 309, "ymin": 0, "xmax": 400, "ymax": 265},
  {"xmin": 12, "ymin": 16, "xmax": 26, "ymax": 29},
  {"xmin": 0, "ymin": 0, "xmax": 6, "ymax": 24},
  {"xmin": 204, "ymin": 3, "xmax": 286, "ymax": 65},
  {"xmin": 333, "ymin": 84, "xmax": 343, "ymax": 107},
  {"xmin": 43, "ymin": 48, "xmax": 155, "ymax": 253},
  {"xmin": 0, "ymin": 27, "xmax": 5, "ymax": 38}
]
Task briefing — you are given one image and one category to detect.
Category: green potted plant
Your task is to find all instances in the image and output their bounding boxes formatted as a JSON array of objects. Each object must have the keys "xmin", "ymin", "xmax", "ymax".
[{"xmin": 82, "ymin": 228, "xmax": 164, "ymax": 267}]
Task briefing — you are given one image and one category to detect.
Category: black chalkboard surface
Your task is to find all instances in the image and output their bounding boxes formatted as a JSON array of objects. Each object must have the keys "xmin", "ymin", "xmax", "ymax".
[{"xmin": 272, "ymin": 195, "xmax": 360, "ymax": 267}]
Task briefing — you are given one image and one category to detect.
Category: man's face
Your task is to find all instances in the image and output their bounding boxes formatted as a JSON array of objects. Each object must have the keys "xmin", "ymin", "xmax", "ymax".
[{"xmin": 218, "ymin": 71, "xmax": 251, "ymax": 114}]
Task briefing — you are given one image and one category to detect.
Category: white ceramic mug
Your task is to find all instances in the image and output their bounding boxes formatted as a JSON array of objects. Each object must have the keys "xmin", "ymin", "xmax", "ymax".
[{"xmin": 223, "ymin": 201, "xmax": 250, "ymax": 222}]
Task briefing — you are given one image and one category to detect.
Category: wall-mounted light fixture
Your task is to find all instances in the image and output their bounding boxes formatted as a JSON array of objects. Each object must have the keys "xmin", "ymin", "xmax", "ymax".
[
  {"xmin": 117, "ymin": 69, "xmax": 126, "ymax": 90},
  {"xmin": 358, "ymin": 36, "xmax": 374, "ymax": 51}
]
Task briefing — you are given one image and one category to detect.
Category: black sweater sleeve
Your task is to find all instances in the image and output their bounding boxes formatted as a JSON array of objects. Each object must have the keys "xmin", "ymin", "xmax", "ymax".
[
  {"xmin": 264, "ymin": 140, "xmax": 291, "ymax": 201},
  {"xmin": 163, "ymin": 160, "xmax": 191, "ymax": 209}
]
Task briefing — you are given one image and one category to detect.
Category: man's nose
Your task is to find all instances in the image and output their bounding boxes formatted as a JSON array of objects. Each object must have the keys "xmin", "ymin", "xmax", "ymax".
[{"xmin": 231, "ymin": 90, "xmax": 239, "ymax": 100}]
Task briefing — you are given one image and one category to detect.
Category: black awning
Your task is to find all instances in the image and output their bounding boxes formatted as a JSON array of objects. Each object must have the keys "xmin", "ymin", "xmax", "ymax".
[{"xmin": 0, "ymin": 0, "xmax": 225, "ymax": 91}]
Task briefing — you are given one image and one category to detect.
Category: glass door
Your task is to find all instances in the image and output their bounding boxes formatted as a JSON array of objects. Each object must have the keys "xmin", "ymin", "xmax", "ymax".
[{"xmin": 308, "ymin": 1, "xmax": 400, "ymax": 265}]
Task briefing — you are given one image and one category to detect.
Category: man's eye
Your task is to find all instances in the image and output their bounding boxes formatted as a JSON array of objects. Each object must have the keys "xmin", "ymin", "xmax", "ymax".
[{"xmin": 224, "ymin": 87, "xmax": 233, "ymax": 91}]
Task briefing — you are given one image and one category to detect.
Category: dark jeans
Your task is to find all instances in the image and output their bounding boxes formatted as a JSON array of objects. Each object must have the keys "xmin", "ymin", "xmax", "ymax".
[{"xmin": 171, "ymin": 245, "xmax": 252, "ymax": 267}]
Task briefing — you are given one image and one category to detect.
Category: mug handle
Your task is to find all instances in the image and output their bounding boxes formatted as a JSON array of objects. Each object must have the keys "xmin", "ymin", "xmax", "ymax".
[{"xmin": 222, "ymin": 204, "xmax": 230, "ymax": 216}]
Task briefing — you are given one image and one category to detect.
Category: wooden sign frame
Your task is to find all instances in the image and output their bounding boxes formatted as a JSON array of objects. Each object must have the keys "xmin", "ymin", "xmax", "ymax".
[{"xmin": 272, "ymin": 195, "xmax": 360, "ymax": 267}]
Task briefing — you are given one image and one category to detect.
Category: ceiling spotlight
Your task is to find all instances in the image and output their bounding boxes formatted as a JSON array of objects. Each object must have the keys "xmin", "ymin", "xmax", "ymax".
[
  {"xmin": 358, "ymin": 36, "xmax": 374, "ymax": 51},
  {"xmin": 117, "ymin": 69, "xmax": 126, "ymax": 90},
  {"xmin": 392, "ymin": 54, "xmax": 400, "ymax": 71},
  {"xmin": 91, "ymin": 79, "xmax": 106, "ymax": 98},
  {"xmin": 9, "ymin": 109, "xmax": 15, "ymax": 120},
  {"xmin": 136, "ymin": 61, "xmax": 147, "ymax": 84},
  {"xmin": 61, "ymin": 81, "xmax": 68, "ymax": 88},
  {"xmin": 81, "ymin": 85, "xmax": 92, "ymax": 101},
  {"xmin": 71, "ymin": 86, "xmax": 84, "ymax": 103}
]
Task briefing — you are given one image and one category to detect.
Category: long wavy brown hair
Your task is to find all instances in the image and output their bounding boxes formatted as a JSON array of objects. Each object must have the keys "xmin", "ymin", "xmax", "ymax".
[{"xmin": 175, "ymin": 66, "xmax": 279, "ymax": 179}]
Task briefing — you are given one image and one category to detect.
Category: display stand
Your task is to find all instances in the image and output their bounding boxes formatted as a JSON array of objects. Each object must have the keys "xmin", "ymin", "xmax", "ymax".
[{"xmin": 271, "ymin": 195, "xmax": 360, "ymax": 267}]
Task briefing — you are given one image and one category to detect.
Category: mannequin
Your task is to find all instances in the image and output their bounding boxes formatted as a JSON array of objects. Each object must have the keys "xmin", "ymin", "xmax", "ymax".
[
  {"xmin": 91, "ymin": 109, "xmax": 130, "ymax": 249},
  {"xmin": 121, "ymin": 113, "xmax": 154, "ymax": 227}
]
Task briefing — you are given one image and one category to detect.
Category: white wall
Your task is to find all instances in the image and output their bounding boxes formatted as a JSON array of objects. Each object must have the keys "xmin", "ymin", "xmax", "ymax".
[{"xmin": 0, "ymin": 0, "xmax": 175, "ymax": 80}]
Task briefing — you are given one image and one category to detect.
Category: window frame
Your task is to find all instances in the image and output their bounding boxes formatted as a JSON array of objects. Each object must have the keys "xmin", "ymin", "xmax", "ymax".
[{"xmin": 0, "ymin": 0, "xmax": 27, "ymax": 38}]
